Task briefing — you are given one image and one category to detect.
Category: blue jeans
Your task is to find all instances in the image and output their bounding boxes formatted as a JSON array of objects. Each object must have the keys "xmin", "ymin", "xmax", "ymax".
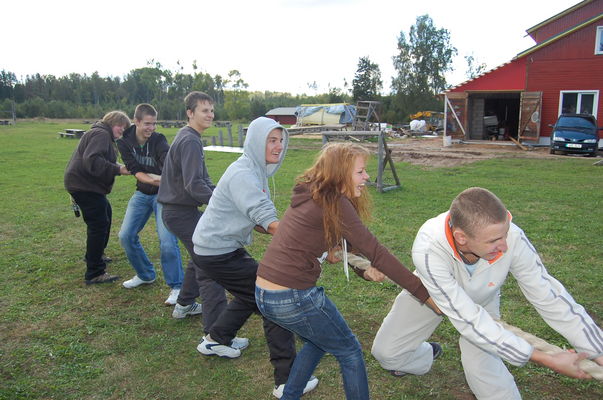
[
  {"xmin": 118, "ymin": 191, "xmax": 183, "ymax": 288},
  {"xmin": 256, "ymin": 285, "xmax": 369, "ymax": 400}
]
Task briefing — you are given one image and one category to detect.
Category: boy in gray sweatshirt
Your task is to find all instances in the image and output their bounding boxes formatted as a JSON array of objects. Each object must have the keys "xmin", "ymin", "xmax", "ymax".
[
  {"xmin": 191, "ymin": 117, "xmax": 318, "ymax": 398},
  {"xmin": 157, "ymin": 92, "xmax": 228, "ymax": 330}
]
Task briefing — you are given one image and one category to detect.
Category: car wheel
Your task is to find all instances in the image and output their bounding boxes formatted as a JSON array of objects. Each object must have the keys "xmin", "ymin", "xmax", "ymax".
[
  {"xmin": 587, "ymin": 151, "xmax": 597, "ymax": 157},
  {"xmin": 549, "ymin": 148, "xmax": 555, "ymax": 155}
]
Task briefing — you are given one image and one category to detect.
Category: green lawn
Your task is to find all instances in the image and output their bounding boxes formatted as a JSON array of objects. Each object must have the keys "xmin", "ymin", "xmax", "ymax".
[{"xmin": 0, "ymin": 121, "xmax": 601, "ymax": 400}]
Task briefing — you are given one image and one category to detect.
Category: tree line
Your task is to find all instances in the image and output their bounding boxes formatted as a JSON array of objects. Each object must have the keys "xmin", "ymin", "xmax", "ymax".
[{"xmin": 1, "ymin": 15, "xmax": 484, "ymax": 124}]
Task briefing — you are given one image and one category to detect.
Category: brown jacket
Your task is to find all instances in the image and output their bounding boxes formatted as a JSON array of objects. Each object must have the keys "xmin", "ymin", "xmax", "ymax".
[
  {"xmin": 64, "ymin": 122, "xmax": 121, "ymax": 195},
  {"xmin": 258, "ymin": 183, "xmax": 429, "ymax": 303}
]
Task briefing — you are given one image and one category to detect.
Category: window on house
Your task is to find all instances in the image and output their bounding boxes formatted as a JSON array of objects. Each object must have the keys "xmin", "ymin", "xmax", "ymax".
[
  {"xmin": 596, "ymin": 26, "xmax": 603, "ymax": 55},
  {"xmin": 559, "ymin": 91, "xmax": 599, "ymax": 115}
]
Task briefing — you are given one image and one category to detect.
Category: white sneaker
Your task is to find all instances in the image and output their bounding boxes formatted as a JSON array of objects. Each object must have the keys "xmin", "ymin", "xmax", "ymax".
[
  {"xmin": 122, "ymin": 275, "xmax": 155, "ymax": 289},
  {"xmin": 164, "ymin": 288, "xmax": 180, "ymax": 305},
  {"xmin": 197, "ymin": 337, "xmax": 241, "ymax": 358},
  {"xmin": 203, "ymin": 335, "xmax": 249, "ymax": 350},
  {"xmin": 272, "ymin": 375, "xmax": 319, "ymax": 399},
  {"xmin": 172, "ymin": 302, "xmax": 202, "ymax": 319},
  {"xmin": 231, "ymin": 336, "xmax": 249, "ymax": 350}
]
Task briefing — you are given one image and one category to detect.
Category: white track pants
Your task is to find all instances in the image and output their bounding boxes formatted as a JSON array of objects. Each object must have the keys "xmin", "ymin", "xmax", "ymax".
[{"xmin": 372, "ymin": 290, "xmax": 521, "ymax": 400}]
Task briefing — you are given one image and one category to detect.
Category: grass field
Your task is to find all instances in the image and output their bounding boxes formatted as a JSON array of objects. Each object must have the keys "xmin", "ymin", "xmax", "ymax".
[{"xmin": 0, "ymin": 121, "xmax": 602, "ymax": 400}]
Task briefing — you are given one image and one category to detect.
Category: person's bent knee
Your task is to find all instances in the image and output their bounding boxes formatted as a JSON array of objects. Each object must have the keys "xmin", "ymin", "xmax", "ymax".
[
  {"xmin": 118, "ymin": 230, "xmax": 135, "ymax": 246},
  {"xmin": 371, "ymin": 339, "xmax": 392, "ymax": 364}
]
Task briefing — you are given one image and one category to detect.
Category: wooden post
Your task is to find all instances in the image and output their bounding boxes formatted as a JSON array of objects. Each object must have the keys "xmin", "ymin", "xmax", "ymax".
[
  {"xmin": 377, "ymin": 133, "xmax": 385, "ymax": 192},
  {"xmin": 211, "ymin": 136, "xmax": 216, "ymax": 146},
  {"xmin": 219, "ymin": 130, "xmax": 224, "ymax": 146},
  {"xmin": 238, "ymin": 125, "xmax": 244, "ymax": 147},
  {"xmin": 320, "ymin": 130, "xmax": 400, "ymax": 193}
]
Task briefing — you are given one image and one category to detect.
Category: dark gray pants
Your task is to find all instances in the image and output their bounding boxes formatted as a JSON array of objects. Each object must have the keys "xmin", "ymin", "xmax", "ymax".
[
  {"xmin": 161, "ymin": 204, "xmax": 227, "ymax": 333},
  {"xmin": 193, "ymin": 249, "xmax": 295, "ymax": 385}
]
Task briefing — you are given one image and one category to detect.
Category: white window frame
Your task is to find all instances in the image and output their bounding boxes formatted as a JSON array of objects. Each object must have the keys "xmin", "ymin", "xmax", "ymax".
[
  {"xmin": 558, "ymin": 90, "xmax": 599, "ymax": 115},
  {"xmin": 596, "ymin": 26, "xmax": 603, "ymax": 55}
]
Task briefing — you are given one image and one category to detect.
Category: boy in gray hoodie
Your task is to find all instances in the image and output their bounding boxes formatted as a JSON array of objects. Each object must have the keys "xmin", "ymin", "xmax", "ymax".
[{"xmin": 191, "ymin": 117, "xmax": 318, "ymax": 398}]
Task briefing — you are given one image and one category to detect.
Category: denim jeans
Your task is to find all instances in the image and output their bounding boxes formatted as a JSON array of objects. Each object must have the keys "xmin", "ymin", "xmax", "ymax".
[
  {"xmin": 118, "ymin": 191, "xmax": 183, "ymax": 288},
  {"xmin": 70, "ymin": 191, "xmax": 112, "ymax": 280},
  {"xmin": 256, "ymin": 285, "xmax": 369, "ymax": 400}
]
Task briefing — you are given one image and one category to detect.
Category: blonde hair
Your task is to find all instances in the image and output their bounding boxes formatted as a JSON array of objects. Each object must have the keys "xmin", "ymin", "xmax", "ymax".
[
  {"xmin": 297, "ymin": 142, "xmax": 372, "ymax": 247},
  {"xmin": 101, "ymin": 110, "xmax": 131, "ymax": 128},
  {"xmin": 449, "ymin": 187, "xmax": 507, "ymax": 237}
]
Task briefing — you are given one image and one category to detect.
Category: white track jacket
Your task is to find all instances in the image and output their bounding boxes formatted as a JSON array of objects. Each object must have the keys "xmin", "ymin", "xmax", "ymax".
[{"xmin": 413, "ymin": 212, "xmax": 603, "ymax": 366}]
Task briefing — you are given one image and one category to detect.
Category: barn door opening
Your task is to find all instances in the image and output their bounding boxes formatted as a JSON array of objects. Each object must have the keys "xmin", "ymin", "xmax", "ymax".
[
  {"xmin": 444, "ymin": 92, "xmax": 468, "ymax": 139},
  {"xmin": 518, "ymin": 91, "xmax": 542, "ymax": 142}
]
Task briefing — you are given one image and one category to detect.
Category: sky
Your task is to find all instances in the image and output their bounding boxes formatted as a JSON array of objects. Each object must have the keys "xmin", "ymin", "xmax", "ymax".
[{"xmin": 2, "ymin": 0, "xmax": 580, "ymax": 95}]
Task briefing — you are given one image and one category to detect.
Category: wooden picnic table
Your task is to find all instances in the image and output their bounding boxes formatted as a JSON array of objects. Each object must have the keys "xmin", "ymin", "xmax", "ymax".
[
  {"xmin": 58, "ymin": 128, "xmax": 85, "ymax": 139},
  {"xmin": 65, "ymin": 129, "xmax": 85, "ymax": 138}
]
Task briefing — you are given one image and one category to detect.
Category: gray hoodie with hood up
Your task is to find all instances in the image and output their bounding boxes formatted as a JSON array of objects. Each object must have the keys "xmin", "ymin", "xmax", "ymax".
[{"xmin": 192, "ymin": 117, "xmax": 288, "ymax": 256}]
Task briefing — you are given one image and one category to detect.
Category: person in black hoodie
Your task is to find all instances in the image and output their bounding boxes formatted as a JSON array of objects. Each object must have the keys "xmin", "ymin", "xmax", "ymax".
[
  {"xmin": 64, "ymin": 110, "xmax": 131, "ymax": 285},
  {"xmin": 117, "ymin": 104, "xmax": 184, "ymax": 305}
]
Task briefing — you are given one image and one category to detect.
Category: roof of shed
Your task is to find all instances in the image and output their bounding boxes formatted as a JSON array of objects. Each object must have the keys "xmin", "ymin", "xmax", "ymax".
[{"xmin": 266, "ymin": 107, "xmax": 297, "ymax": 116}]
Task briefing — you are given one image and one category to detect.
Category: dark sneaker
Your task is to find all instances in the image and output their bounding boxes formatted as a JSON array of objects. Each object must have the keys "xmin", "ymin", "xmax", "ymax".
[
  {"xmin": 390, "ymin": 342, "xmax": 442, "ymax": 378},
  {"xmin": 430, "ymin": 342, "xmax": 443, "ymax": 360},
  {"xmin": 85, "ymin": 273, "xmax": 119, "ymax": 285}
]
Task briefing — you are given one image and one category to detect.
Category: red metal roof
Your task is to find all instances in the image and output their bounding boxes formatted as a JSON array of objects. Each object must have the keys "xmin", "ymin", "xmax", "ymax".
[{"xmin": 446, "ymin": 58, "xmax": 527, "ymax": 93}]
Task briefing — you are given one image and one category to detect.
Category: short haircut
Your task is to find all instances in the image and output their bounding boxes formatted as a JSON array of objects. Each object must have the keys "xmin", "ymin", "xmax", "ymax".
[
  {"xmin": 184, "ymin": 91, "xmax": 214, "ymax": 113},
  {"xmin": 102, "ymin": 110, "xmax": 131, "ymax": 128},
  {"xmin": 449, "ymin": 187, "xmax": 508, "ymax": 237},
  {"xmin": 134, "ymin": 103, "xmax": 157, "ymax": 121}
]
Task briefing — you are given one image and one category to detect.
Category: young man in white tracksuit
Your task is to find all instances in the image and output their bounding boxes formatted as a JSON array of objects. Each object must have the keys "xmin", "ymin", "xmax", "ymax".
[{"xmin": 372, "ymin": 187, "xmax": 603, "ymax": 399}]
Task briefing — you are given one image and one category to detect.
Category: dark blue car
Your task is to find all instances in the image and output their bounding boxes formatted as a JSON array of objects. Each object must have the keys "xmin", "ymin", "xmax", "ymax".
[{"xmin": 549, "ymin": 114, "xmax": 602, "ymax": 157}]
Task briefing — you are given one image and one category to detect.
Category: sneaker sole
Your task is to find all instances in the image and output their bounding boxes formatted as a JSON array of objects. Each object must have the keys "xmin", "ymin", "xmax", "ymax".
[
  {"xmin": 85, "ymin": 277, "xmax": 119, "ymax": 285},
  {"xmin": 172, "ymin": 313, "xmax": 187, "ymax": 319},
  {"xmin": 272, "ymin": 376, "xmax": 319, "ymax": 398},
  {"xmin": 122, "ymin": 281, "xmax": 155, "ymax": 289}
]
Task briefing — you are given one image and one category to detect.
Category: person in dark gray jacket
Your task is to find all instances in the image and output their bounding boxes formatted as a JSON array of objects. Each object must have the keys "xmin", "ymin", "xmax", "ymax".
[
  {"xmin": 64, "ymin": 111, "xmax": 131, "ymax": 285},
  {"xmin": 157, "ymin": 92, "xmax": 231, "ymax": 338}
]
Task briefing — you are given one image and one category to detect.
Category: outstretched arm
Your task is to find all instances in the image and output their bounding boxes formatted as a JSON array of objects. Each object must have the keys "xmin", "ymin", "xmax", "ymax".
[{"xmin": 530, "ymin": 349, "xmax": 592, "ymax": 379}]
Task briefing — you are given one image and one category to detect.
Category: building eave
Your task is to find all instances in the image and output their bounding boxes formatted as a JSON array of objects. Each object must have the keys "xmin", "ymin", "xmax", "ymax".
[
  {"xmin": 526, "ymin": 0, "xmax": 592, "ymax": 34},
  {"xmin": 516, "ymin": 13, "xmax": 603, "ymax": 59}
]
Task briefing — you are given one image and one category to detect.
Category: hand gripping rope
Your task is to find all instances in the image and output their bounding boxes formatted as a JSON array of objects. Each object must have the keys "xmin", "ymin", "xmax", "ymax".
[{"xmin": 496, "ymin": 320, "xmax": 603, "ymax": 380}]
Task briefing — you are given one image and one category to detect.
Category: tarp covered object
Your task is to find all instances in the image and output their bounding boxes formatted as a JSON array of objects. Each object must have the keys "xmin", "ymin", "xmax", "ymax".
[{"xmin": 296, "ymin": 103, "xmax": 356, "ymax": 125}]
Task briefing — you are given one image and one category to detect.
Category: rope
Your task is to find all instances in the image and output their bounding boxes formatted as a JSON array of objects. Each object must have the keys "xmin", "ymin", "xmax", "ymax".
[
  {"xmin": 334, "ymin": 250, "xmax": 395, "ymax": 284},
  {"xmin": 496, "ymin": 320, "xmax": 603, "ymax": 380}
]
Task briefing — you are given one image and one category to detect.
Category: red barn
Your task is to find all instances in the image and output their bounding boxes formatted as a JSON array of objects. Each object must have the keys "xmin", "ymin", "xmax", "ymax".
[
  {"xmin": 265, "ymin": 107, "xmax": 298, "ymax": 125},
  {"xmin": 444, "ymin": 0, "xmax": 603, "ymax": 146}
]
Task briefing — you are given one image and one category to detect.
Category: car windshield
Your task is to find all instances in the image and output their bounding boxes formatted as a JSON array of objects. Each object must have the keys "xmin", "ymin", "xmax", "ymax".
[{"xmin": 557, "ymin": 116, "xmax": 596, "ymax": 130}]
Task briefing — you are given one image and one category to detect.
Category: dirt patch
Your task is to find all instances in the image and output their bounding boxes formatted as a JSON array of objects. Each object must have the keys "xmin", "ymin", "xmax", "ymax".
[
  {"xmin": 379, "ymin": 138, "xmax": 555, "ymax": 168},
  {"xmin": 292, "ymin": 135, "xmax": 583, "ymax": 168}
]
